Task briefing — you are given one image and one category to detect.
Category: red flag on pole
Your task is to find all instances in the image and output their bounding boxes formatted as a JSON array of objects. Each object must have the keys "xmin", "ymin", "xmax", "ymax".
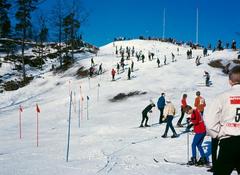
[
  {"xmin": 19, "ymin": 105, "xmax": 23, "ymax": 112},
  {"xmin": 36, "ymin": 104, "xmax": 40, "ymax": 113}
]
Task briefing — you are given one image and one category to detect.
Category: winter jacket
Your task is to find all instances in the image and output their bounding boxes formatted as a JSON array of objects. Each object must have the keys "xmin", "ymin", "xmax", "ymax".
[
  {"xmin": 163, "ymin": 102, "xmax": 176, "ymax": 120},
  {"xmin": 204, "ymin": 84, "xmax": 240, "ymax": 139},
  {"xmin": 157, "ymin": 96, "xmax": 166, "ymax": 109},
  {"xmin": 194, "ymin": 96, "xmax": 206, "ymax": 112},
  {"xmin": 181, "ymin": 98, "xmax": 187, "ymax": 109},
  {"xmin": 190, "ymin": 109, "xmax": 206, "ymax": 134},
  {"xmin": 111, "ymin": 69, "xmax": 116, "ymax": 76},
  {"xmin": 142, "ymin": 104, "xmax": 155, "ymax": 115}
]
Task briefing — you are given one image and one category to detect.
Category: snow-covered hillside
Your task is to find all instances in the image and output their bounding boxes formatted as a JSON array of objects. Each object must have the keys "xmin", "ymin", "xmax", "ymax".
[{"xmin": 0, "ymin": 39, "xmax": 239, "ymax": 175}]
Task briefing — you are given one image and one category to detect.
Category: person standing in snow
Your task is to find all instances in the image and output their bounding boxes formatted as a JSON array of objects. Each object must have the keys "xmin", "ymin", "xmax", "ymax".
[
  {"xmin": 204, "ymin": 66, "xmax": 240, "ymax": 174},
  {"xmin": 111, "ymin": 68, "xmax": 116, "ymax": 81},
  {"xmin": 141, "ymin": 54, "xmax": 145, "ymax": 63},
  {"xmin": 131, "ymin": 60, "xmax": 134, "ymax": 72},
  {"xmin": 177, "ymin": 94, "xmax": 188, "ymax": 127},
  {"xmin": 127, "ymin": 67, "xmax": 131, "ymax": 80},
  {"xmin": 171, "ymin": 53, "xmax": 175, "ymax": 62},
  {"xmin": 140, "ymin": 102, "xmax": 156, "ymax": 127},
  {"xmin": 231, "ymin": 40, "xmax": 237, "ymax": 50},
  {"xmin": 157, "ymin": 93, "xmax": 166, "ymax": 124},
  {"xmin": 157, "ymin": 58, "xmax": 160, "ymax": 67},
  {"xmin": 98, "ymin": 63, "xmax": 103, "ymax": 74},
  {"xmin": 117, "ymin": 63, "xmax": 120, "ymax": 74},
  {"xmin": 204, "ymin": 71, "xmax": 210, "ymax": 86},
  {"xmin": 185, "ymin": 105, "xmax": 208, "ymax": 166},
  {"xmin": 91, "ymin": 57, "xmax": 95, "ymax": 67},
  {"xmin": 161, "ymin": 100, "xmax": 178, "ymax": 138},
  {"xmin": 194, "ymin": 91, "xmax": 206, "ymax": 116},
  {"xmin": 164, "ymin": 55, "xmax": 167, "ymax": 65}
]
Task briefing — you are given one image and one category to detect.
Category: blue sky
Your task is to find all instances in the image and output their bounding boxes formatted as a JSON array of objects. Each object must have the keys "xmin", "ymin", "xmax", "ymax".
[{"xmin": 39, "ymin": 0, "xmax": 240, "ymax": 47}]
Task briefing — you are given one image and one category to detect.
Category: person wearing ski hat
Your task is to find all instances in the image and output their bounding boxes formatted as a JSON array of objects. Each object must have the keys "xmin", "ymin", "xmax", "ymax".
[
  {"xmin": 140, "ymin": 101, "xmax": 156, "ymax": 127},
  {"xmin": 204, "ymin": 65, "xmax": 240, "ymax": 174},
  {"xmin": 185, "ymin": 105, "xmax": 208, "ymax": 166},
  {"xmin": 161, "ymin": 99, "xmax": 178, "ymax": 138}
]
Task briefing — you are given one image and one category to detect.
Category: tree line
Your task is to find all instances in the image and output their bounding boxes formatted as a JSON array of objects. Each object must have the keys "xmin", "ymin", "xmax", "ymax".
[{"xmin": 0, "ymin": 0, "xmax": 89, "ymax": 81}]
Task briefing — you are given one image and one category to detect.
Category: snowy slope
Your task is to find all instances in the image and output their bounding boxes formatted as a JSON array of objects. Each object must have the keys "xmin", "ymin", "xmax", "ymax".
[{"xmin": 0, "ymin": 39, "xmax": 239, "ymax": 175}]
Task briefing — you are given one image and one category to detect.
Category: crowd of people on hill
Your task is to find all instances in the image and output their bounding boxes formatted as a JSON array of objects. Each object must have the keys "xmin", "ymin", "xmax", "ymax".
[{"xmin": 139, "ymin": 65, "xmax": 240, "ymax": 175}]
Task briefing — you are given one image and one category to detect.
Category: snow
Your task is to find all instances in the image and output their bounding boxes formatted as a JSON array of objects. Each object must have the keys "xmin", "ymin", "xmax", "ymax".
[{"xmin": 0, "ymin": 39, "xmax": 239, "ymax": 175}]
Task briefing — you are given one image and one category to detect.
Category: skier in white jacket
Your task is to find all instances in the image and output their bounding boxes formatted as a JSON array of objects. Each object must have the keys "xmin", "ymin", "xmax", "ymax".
[{"xmin": 204, "ymin": 65, "xmax": 240, "ymax": 175}]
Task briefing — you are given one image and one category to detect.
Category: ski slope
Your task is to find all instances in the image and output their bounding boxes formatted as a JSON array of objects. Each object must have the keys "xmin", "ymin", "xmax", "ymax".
[{"xmin": 0, "ymin": 39, "xmax": 239, "ymax": 175}]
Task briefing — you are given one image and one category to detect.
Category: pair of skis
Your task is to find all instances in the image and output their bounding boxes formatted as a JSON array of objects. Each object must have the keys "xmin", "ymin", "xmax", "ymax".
[{"xmin": 154, "ymin": 158, "xmax": 211, "ymax": 168}]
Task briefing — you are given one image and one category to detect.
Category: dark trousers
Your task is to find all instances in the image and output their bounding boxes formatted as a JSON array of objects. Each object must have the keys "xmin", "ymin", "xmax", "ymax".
[
  {"xmin": 159, "ymin": 108, "xmax": 164, "ymax": 123},
  {"xmin": 177, "ymin": 107, "xmax": 185, "ymax": 124},
  {"xmin": 211, "ymin": 138, "xmax": 219, "ymax": 170},
  {"xmin": 141, "ymin": 113, "xmax": 148, "ymax": 126},
  {"xmin": 214, "ymin": 136, "xmax": 240, "ymax": 175},
  {"xmin": 163, "ymin": 115, "xmax": 176, "ymax": 135}
]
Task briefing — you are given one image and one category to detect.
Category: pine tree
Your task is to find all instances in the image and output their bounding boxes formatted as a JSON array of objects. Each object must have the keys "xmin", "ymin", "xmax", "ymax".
[
  {"xmin": 15, "ymin": 0, "xmax": 38, "ymax": 81},
  {"xmin": 37, "ymin": 14, "xmax": 48, "ymax": 69},
  {"xmin": 0, "ymin": 0, "xmax": 11, "ymax": 38},
  {"xmin": 63, "ymin": 12, "xmax": 80, "ymax": 60},
  {"xmin": 51, "ymin": 0, "xmax": 65, "ymax": 67}
]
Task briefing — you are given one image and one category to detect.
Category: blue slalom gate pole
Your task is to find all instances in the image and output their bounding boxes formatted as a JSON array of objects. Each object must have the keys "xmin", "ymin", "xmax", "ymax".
[{"xmin": 66, "ymin": 92, "xmax": 72, "ymax": 162}]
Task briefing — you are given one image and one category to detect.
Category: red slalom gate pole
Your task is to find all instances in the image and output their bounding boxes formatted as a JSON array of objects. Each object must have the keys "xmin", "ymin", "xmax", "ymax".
[
  {"xmin": 19, "ymin": 110, "xmax": 22, "ymax": 139},
  {"xmin": 36, "ymin": 104, "xmax": 40, "ymax": 147},
  {"xmin": 37, "ymin": 111, "xmax": 39, "ymax": 147}
]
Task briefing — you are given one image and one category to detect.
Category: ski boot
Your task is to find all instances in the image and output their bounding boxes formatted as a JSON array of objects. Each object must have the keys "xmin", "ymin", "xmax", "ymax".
[
  {"xmin": 145, "ymin": 124, "xmax": 150, "ymax": 127},
  {"xmin": 177, "ymin": 123, "xmax": 183, "ymax": 127},
  {"xmin": 171, "ymin": 133, "xmax": 179, "ymax": 138},
  {"xmin": 161, "ymin": 133, "xmax": 167, "ymax": 138},
  {"xmin": 196, "ymin": 157, "xmax": 208, "ymax": 166},
  {"xmin": 187, "ymin": 157, "xmax": 197, "ymax": 165}
]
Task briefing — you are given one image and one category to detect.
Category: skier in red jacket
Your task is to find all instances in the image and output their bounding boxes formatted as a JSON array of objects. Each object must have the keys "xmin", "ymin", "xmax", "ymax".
[
  {"xmin": 177, "ymin": 94, "xmax": 188, "ymax": 127},
  {"xmin": 185, "ymin": 105, "xmax": 208, "ymax": 166},
  {"xmin": 111, "ymin": 68, "xmax": 116, "ymax": 81}
]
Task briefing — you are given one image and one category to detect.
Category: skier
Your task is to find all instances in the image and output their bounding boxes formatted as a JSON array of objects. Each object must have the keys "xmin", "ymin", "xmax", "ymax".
[
  {"xmin": 231, "ymin": 40, "xmax": 237, "ymax": 50},
  {"xmin": 111, "ymin": 68, "xmax": 116, "ymax": 81},
  {"xmin": 161, "ymin": 100, "xmax": 178, "ymax": 138},
  {"xmin": 203, "ymin": 48, "xmax": 208, "ymax": 57},
  {"xmin": 131, "ymin": 60, "xmax": 134, "ymax": 72},
  {"xmin": 91, "ymin": 57, "xmax": 95, "ymax": 67},
  {"xmin": 131, "ymin": 46, "xmax": 135, "ymax": 57},
  {"xmin": 141, "ymin": 54, "xmax": 145, "ymax": 63},
  {"xmin": 115, "ymin": 46, "xmax": 118, "ymax": 55},
  {"xmin": 128, "ymin": 67, "xmax": 131, "ymax": 80},
  {"xmin": 185, "ymin": 105, "xmax": 208, "ymax": 166},
  {"xmin": 195, "ymin": 56, "xmax": 200, "ymax": 66},
  {"xmin": 140, "ymin": 102, "xmax": 156, "ymax": 127},
  {"xmin": 164, "ymin": 55, "xmax": 167, "ymax": 65},
  {"xmin": 171, "ymin": 53, "xmax": 175, "ymax": 62},
  {"xmin": 177, "ymin": 94, "xmax": 188, "ymax": 127},
  {"xmin": 157, "ymin": 58, "xmax": 160, "ymax": 67},
  {"xmin": 157, "ymin": 93, "xmax": 166, "ymax": 124},
  {"xmin": 177, "ymin": 47, "xmax": 180, "ymax": 55},
  {"xmin": 117, "ymin": 63, "xmax": 120, "ymax": 74},
  {"xmin": 204, "ymin": 65, "xmax": 240, "ymax": 174},
  {"xmin": 98, "ymin": 63, "xmax": 103, "ymax": 74},
  {"xmin": 194, "ymin": 91, "xmax": 206, "ymax": 116},
  {"xmin": 204, "ymin": 71, "xmax": 210, "ymax": 86}
]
